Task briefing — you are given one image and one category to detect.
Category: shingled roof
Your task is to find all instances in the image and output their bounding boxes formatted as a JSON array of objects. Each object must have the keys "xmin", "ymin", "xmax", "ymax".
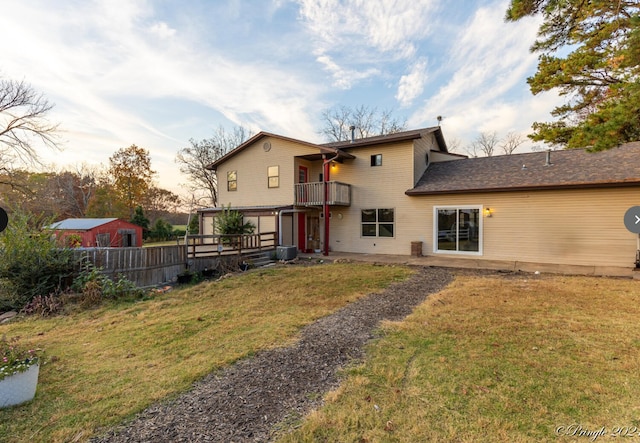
[
  {"xmin": 406, "ymin": 142, "xmax": 640, "ymax": 195},
  {"xmin": 321, "ymin": 126, "xmax": 448, "ymax": 152}
]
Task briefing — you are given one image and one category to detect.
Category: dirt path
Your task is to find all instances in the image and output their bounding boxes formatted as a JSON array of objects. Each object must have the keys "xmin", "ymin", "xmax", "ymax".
[{"xmin": 92, "ymin": 266, "xmax": 453, "ymax": 442}]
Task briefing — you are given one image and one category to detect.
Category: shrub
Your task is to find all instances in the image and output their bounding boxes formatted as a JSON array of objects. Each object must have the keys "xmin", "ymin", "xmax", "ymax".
[
  {"xmin": 102, "ymin": 274, "xmax": 146, "ymax": 300},
  {"xmin": 0, "ymin": 211, "xmax": 77, "ymax": 310},
  {"xmin": 72, "ymin": 262, "xmax": 146, "ymax": 305},
  {"xmin": 187, "ymin": 215, "xmax": 199, "ymax": 234},
  {"xmin": 21, "ymin": 293, "xmax": 65, "ymax": 316},
  {"xmin": 65, "ymin": 233, "xmax": 83, "ymax": 248},
  {"xmin": 215, "ymin": 204, "xmax": 255, "ymax": 236},
  {"xmin": 147, "ymin": 218, "xmax": 174, "ymax": 241},
  {"xmin": 173, "ymin": 228, "xmax": 187, "ymax": 237}
]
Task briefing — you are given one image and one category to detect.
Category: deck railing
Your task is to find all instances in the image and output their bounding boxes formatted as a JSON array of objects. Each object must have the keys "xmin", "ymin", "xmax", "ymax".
[
  {"xmin": 185, "ymin": 232, "xmax": 277, "ymax": 258},
  {"xmin": 294, "ymin": 181, "xmax": 351, "ymax": 206}
]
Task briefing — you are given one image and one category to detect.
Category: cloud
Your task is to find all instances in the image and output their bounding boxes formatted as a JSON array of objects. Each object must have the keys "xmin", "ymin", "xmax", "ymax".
[
  {"xmin": 407, "ymin": 0, "xmax": 560, "ymax": 145},
  {"xmin": 1, "ymin": 1, "xmax": 324, "ymax": 134},
  {"xmin": 148, "ymin": 22, "xmax": 177, "ymax": 39},
  {"xmin": 316, "ymin": 55, "xmax": 381, "ymax": 89},
  {"xmin": 396, "ymin": 58, "xmax": 428, "ymax": 107},
  {"xmin": 297, "ymin": 0, "xmax": 439, "ymax": 87},
  {"xmin": 297, "ymin": 0, "xmax": 438, "ymax": 53},
  {"xmin": 0, "ymin": 0, "xmax": 334, "ymax": 196}
]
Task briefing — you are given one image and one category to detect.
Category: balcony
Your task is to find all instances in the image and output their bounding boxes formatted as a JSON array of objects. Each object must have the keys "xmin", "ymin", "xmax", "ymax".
[{"xmin": 294, "ymin": 181, "xmax": 351, "ymax": 206}]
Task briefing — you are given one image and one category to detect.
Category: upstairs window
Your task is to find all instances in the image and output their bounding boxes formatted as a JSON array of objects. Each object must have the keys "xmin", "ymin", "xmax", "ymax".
[
  {"xmin": 227, "ymin": 171, "xmax": 237, "ymax": 191},
  {"xmin": 361, "ymin": 208, "xmax": 395, "ymax": 237},
  {"xmin": 268, "ymin": 165, "xmax": 279, "ymax": 188},
  {"xmin": 370, "ymin": 154, "xmax": 382, "ymax": 166}
]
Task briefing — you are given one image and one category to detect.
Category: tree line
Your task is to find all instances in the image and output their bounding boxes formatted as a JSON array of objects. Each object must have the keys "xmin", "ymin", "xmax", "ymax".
[{"xmin": 0, "ymin": 146, "xmax": 181, "ymax": 223}]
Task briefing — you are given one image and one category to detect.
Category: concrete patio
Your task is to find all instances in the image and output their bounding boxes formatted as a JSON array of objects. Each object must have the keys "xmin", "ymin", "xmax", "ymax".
[{"xmin": 299, "ymin": 251, "xmax": 640, "ymax": 279}]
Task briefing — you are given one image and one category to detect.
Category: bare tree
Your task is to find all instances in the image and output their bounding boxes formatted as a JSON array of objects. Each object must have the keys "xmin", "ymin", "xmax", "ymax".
[
  {"xmin": 445, "ymin": 137, "xmax": 464, "ymax": 154},
  {"xmin": 0, "ymin": 79, "xmax": 59, "ymax": 183},
  {"xmin": 379, "ymin": 108, "xmax": 407, "ymax": 136},
  {"xmin": 52, "ymin": 164, "xmax": 101, "ymax": 217},
  {"xmin": 320, "ymin": 106, "xmax": 351, "ymax": 142},
  {"xmin": 466, "ymin": 131, "xmax": 499, "ymax": 157},
  {"xmin": 176, "ymin": 125, "xmax": 253, "ymax": 207},
  {"xmin": 210, "ymin": 125, "xmax": 253, "ymax": 153},
  {"xmin": 500, "ymin": 132, "xmax": 526, "ymax": 155},
  {"xmin": 320, "ymin": 105, "xmax": 407, "ymax": 142}
]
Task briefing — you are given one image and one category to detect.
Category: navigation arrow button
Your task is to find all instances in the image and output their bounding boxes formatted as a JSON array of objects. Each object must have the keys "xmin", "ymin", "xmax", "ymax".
[{"xmin": 624, "ymin": 206, "xmax": 640, "ymax": 233}]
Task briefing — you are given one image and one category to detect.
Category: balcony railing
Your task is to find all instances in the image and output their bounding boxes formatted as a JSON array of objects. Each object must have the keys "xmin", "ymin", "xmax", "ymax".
[{"xmin": 294, "ymin": 181, "xmax": 351, "ymax": 206}]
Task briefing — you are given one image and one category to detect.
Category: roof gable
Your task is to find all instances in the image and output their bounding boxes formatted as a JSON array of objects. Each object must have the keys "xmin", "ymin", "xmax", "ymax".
[
  {"xmin": 407, "ymin": 142, "xmax": 640, "ymax": 195},
  {"xmin": 207, "ymin": 132, "xmax": 329, "ymax": 171}
]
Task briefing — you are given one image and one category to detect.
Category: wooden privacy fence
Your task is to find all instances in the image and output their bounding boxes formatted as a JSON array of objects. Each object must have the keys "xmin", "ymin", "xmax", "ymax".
[
  {"xmin": 72, "ymin": 246, "xmax": 186, "ymax": 287},
  {"xmin": 71, "ymin": 232, "xmax": 278, "ymax": 287}
]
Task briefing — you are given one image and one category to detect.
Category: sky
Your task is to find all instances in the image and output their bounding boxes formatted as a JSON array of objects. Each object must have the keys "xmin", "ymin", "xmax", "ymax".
[{"xmin": 0, "ymin": 0, "xmax": 563, "ymax": 198}]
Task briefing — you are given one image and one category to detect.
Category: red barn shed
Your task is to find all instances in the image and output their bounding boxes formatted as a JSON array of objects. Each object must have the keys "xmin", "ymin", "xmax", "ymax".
[{"xmin": 49, "ymin": 218, "xmax": 143, "ymax": 248}]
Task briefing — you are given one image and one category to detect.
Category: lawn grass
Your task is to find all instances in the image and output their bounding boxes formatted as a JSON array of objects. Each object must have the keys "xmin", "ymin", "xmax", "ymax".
[
  {"xmin": 0, "ymin": 263, "xmax": 412, "ymax": 443},
  {"xmin": 278, "ymin": 273, "xmax": 640, "ymax": 443}
]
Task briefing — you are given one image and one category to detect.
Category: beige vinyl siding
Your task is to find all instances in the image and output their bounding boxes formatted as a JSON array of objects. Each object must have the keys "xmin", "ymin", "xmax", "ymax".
[
  {"xmin": 216, "ymin": 136, "xmax": 320, "ymax": 208},
  {"xmin": 295, "ymin": 158, "xmax": 323, "ymax": 184},
  {"xmin": 201, "ymin": 213, "xmax": 215, "ymax": 235},
  {"xmin": 418, "ymin": 187, "xmax": 638, "ymax": 268},
  {"xmin": 207, "ymin": 130, "xmax": 637, "ymax": 270},
  {"xmin": 430, "ymin": 151, "xmax": 466, "ymax": 163},
  {"xmin": 328, "ymin": 139, "xmax": 429, "ymax": 255},
  {"xmin": 412, "ymin": 136, "xmax": 432, "ymax": 186}
]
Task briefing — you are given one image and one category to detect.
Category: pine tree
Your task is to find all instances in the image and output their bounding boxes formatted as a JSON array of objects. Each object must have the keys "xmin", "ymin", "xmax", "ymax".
[{"xmin": 507, "ymin": 0, "xmax": 640, "ymax": 150}]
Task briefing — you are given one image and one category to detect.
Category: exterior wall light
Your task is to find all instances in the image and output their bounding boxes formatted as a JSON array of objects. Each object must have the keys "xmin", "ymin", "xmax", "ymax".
[{"xmin": 484, "ymin": 207, "xmax": 492, "ymax": 217}]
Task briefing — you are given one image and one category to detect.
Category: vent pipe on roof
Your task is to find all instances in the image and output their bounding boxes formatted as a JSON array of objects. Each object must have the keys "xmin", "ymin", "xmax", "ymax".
[
  {"xmin": 544, "ymin": 149, "xmax": 553, "ymax": 166},
  {"xmin": 349, "ymin": 125, "xmax": 356, "ymax": 143}
]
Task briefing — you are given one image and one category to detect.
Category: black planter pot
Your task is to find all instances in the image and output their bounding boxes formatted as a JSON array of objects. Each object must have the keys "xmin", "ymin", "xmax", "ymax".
[
  {"xmin": 177, "ymin": 273, "xmax": 193, "ymax": 284},
  {"xmin": 202, "ymin": 269, "xmax": 215, "ymax": 278}
]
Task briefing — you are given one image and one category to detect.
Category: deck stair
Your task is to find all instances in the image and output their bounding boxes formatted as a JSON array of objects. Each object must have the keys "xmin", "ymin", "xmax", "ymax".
[{"xmin": 242, "ymin": 250, "xmax": 276, "ymax": 268}]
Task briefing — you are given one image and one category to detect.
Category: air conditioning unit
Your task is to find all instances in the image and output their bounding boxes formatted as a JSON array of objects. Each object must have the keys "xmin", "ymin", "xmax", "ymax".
[{"xmin": 276, "ymin": 245, "xmax": 297, "ymax": 260}]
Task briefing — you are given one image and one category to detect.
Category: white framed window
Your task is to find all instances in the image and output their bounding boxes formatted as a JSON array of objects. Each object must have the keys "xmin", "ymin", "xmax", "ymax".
[
  {"xmin": 434, "ymin": 206, "xmax": 482, "ymax": 255},
  {"xmin": 227, "ymin": 170, "xmax": 237, "ymax": 191},
  {"xmin": 361, "ymin": 208, "xmax": 394, "ymax": 237},
  {"xmin": 268, "ymin": 165, "xmax": 279, "ymax": 188}
]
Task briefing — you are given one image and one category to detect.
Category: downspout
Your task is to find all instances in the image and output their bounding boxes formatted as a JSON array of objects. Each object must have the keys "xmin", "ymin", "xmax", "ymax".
[{"xmin": 322, "ymin": 153, "xmax": 339, "ymax": 256}]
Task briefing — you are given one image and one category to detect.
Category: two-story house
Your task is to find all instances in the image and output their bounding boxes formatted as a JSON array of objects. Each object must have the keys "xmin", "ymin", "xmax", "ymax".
[
  {"xmin": 200, "ymin": 127, "xmax": 456, "ymax": 254},
  {"xmin": 199, "ymin": 127, "xmax": 640, "ymax": 275}
]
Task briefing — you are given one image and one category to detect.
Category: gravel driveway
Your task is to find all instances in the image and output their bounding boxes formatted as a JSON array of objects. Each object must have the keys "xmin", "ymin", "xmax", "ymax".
[{"xmin": 92, "ymin": 265, "xmax": 453, "ymax": 442}]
